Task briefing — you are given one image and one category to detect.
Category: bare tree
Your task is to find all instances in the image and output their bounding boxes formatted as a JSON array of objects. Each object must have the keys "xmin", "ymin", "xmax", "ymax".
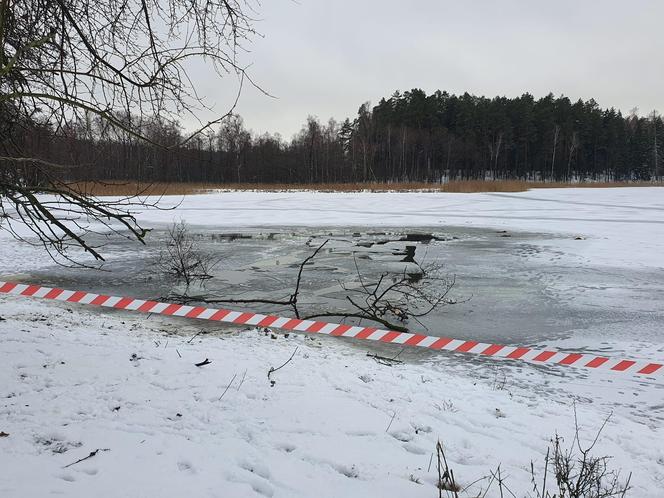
[
  {"xmin": 0, "ymin": 0, "xmax": 261, "ymax": 263},
  {"xmin": 567, "ymin": 131, "xmax": 579, "ymax": 182},
  {"xmin": 652, "ymin": 110, "xmax": 660, "ymax": 181},
  {"xmin": 551, "ymin": 124, "xmax": 561, "ymax": 180},
  {"xmin": 357, "ymin": 102, "xmax": 375, "ymax": 181},
  {"xmin": 218, "ymin": 114, "xmax": 251, "ymax": 183}
]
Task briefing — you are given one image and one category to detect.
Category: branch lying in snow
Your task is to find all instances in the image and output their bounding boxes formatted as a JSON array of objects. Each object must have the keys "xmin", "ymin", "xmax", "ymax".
[
  {"xmin": 63, "ymin": 448, "xmax": 110, "ymax": 468},
  {"xmin": 195, "ymin": 358, "xmax": 211, "ymax": 367},
  {"xmin": 267, "ymin": 347, "xmax": 298, "ymax": 386},
  {"xmin": 187, "ymin": 330, "xmax": 203, "ymax": 344},
  {"xmin": 366, "ymin": 352, "xmax": 404, "ymax": 366}
]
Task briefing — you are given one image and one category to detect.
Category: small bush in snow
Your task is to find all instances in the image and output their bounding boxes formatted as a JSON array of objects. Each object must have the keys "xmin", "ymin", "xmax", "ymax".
[{"xmin": 156, "ymin": 221, "xmax": 217, "ymax": 287}]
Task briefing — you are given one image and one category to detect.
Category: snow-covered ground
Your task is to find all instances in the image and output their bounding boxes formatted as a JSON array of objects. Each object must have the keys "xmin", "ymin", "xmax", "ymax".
[{"xmin": 1, "ymin": 187, "xmax": 663, "ymax": 497}]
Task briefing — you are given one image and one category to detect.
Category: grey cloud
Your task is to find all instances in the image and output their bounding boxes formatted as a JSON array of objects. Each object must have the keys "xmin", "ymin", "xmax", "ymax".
[{"xmin": 186, "ymin": 0, "xmax": 664, "ymax": 138}]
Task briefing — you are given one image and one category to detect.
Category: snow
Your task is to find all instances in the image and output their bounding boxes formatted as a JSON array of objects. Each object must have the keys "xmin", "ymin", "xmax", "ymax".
[
  {"xmin": 1, "ymin": 187, "xmax": 664, "ymax": 497},
  {"xmin": 2, "ymin": 298, "xmax": 663, "ymax": 497}
]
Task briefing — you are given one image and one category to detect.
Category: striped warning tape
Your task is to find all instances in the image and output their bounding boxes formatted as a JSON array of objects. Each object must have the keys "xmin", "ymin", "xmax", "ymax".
[{"xmin": 0, "ymin": 280, "xmax": 661, "ymax": 376}]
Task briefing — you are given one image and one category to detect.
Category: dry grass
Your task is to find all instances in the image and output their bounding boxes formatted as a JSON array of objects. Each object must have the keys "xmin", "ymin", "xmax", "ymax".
[
  {"xmin": 68, "ymin": 181, "xmax": 216, "ymax": 197},
  {"xmin": 68, "ymin": 179, "xmax": 663, "ymax": 196},
  {"xmin": 527, "ymin": 181, "xmax": 660, "ymax": 190}
]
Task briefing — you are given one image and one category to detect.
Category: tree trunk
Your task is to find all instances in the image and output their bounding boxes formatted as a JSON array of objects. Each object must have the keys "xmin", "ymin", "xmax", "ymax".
[{"xmin": 551, "ymin": 124, "xmax": 560, "ymax": 181}]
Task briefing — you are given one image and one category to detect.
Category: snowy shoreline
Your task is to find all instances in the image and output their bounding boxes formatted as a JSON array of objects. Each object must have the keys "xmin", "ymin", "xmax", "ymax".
[{"xmin": 1, "ymin": 295, "xmax": 663, "ymax": 497}]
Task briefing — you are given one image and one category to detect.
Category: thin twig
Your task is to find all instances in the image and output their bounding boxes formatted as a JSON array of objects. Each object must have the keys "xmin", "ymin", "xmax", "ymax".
[
  {"xmin": 63, "ymin": 448, "xmax": 110, "ymax": 469},
  {"xmin": 218, "ymin": 373, "xmax": 237, "ymax": 400},
  {"xmin": 236, "ymin": 369, "xmax": 247, "ymax": 391},
  {"xmin": 187, "ymin": 330, "xmax": 202, "ymax": 344},
  {"xmin": 267, "ymin": 347, "xmax": 298, "ymax": 380},
  {"xmin": 385, "ymin": 411, "xmax": 396, "ymax": 432}
]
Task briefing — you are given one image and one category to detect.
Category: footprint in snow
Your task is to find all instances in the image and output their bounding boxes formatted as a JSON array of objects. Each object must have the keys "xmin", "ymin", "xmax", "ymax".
[
  {"xmin": 389, "ymin": 430, "xmax": 413, "ymax": 442},
  {"xmin": 275, "ymin": 442, "xmax": 296, "ymax": 453},
  {"xmin": 177, "ymin": 460, "xmax": 195, "ymax": 473},
  {"xmin": 410, "ymin": 423, "xmax": 433, "ymax": 434},
  {"xmin": 333, "ymin": 463, "xmax": 359, "ymax": 479},
  {"xmin": 227, "ymin": 472, "xmax": 274, "ymax": 497},
  {"xmin": 239, "ymin": 460, "xmax": 271, "ymax": 480},
  {"xmin": 402, "ymin": 442, "xmax": 427, "ymax": 455},
  {"xmin": 246, "ymin": 478, "xmax": 274, "ymax": 497}
]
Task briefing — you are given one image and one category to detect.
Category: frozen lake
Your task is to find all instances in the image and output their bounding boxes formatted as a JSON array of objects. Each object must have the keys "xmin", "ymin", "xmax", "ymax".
[
  {"xmin": 3, "ymin": 188, "xmax": 662, "ymax": 361},
  {"xmin": 20, "ymin": 223, "xmax": 664, "ymax": 354}
]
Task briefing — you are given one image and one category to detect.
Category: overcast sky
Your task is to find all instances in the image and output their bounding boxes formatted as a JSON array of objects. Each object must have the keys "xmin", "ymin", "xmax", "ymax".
[{"xmin": 194, "ymin": 0, "xmax": 664, "ymax": 139}]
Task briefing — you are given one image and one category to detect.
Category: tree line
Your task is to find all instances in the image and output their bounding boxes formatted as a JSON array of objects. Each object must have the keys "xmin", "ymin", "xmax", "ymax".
[{"xmin": 8, "ymin": 90, "xmax": 663, "ymax": 184}]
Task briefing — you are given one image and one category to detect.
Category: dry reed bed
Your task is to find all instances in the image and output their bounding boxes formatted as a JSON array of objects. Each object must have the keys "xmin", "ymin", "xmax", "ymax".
[{"xmin": 68, "ymin": 180, "xmax": 663, "ymax": 196}]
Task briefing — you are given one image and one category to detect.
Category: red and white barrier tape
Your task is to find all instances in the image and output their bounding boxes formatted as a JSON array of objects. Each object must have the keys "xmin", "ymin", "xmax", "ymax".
[{"xmin": 0, "ymin": 280, "xmax": 661, "ymax": 376}]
